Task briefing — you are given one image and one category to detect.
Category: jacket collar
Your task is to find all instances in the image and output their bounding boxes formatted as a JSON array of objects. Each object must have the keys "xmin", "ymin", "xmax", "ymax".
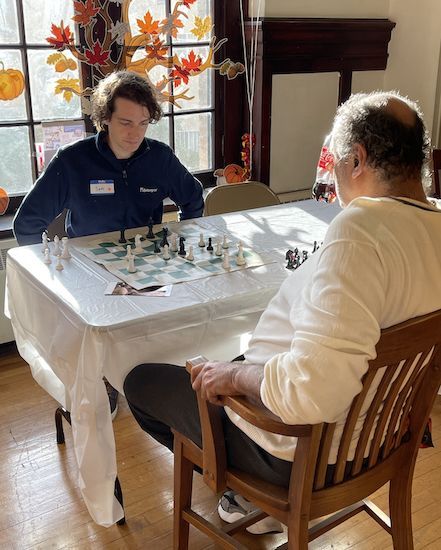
[{"xmin": 94, "ymin": 131, "xmax": 150, "ymax": 169}]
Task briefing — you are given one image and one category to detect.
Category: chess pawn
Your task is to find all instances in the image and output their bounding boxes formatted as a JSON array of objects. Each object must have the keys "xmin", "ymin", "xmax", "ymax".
[
  {"xmin": 198, "ymin": 233, "xmax": 205, "ymax": 247},
  {"xmin": 61, "ymin": 237, "xmax": 71, "ymax": 259},
  {"xmin": 43, "ymin": 249, "xmax": 51, "ymax": 264},
  {"xmin": 55, "ymin": 257, "xmax": 64, "ymax": 271},
  {"xmin": 127, "ymin": 255, "xmax": 137, "ymax": 273},
  {"xmin": 222, "ymin": 235, "xmax": 229, "ymax": 249},
  {"xmin": 186, "ymin": 245, "xmax": 194, "ymax": 261},
  {"xmin": 42, "ymin": 232, "xmax": 49, "ymax": 253},
  {"xmin": 163, "ymin": 244, "xmax": 171, "ymax": 260},
  {"xmin": 125, "ymin": 244, "xmax": 133, "ymax": 259},
  {"xmin": 215, "ymin": 240, "xmax": 222, "ymax": 256},
  {"xmin": 236, "ymin": 242, "xmax": 246, "ymax": 266},
  {"xmin": 222, "ymin": 252, "xmax": 231, "ymax": 270},
  {"xmin": 53, "ymin": 235, "xmax": 62, "ymax": 256}
]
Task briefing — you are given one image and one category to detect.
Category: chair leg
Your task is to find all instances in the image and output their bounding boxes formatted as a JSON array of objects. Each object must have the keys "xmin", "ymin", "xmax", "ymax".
[
  {"xmin": 389, "ymin": 467, "xmax": 415, "ymax": 550},
  {"xmin": 55, "ymin": 407, "xmax": 71, "ymax": 444},
  {"xmin": 173, "ymin": 438, "xmax": 194, "ymax": 550}
]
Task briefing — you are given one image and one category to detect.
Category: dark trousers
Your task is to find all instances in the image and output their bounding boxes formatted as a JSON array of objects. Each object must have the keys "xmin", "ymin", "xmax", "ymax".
[{"xmin": 123, "ymin": 363, "xmax": 293, "ymax": 487}]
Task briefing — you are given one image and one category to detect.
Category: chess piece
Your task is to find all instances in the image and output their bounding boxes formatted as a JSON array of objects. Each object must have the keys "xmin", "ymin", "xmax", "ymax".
[
  {"xmin": 43, "ymin": 249, "xmax": 51, "ymax": 264},
  {"xmin": 178, "ymin": 236, "xmax": 186, "ymax": 257},
  {"xmin": 160, "ymin": 226, "xmax": 169, "ymax": 248},
  {"xmin": 55, "ymin": 257, "xmax": 64, "ymax": 271},
  {"xmin": 42, "ymin": 231, "xmax": 49, "ymax": 253},
  {"xmin": 119, "ymin": 229, "xmax": 127, "ymax": 244},
  {"xmin": 53, "ymin": 235, "xmax": 62, "ymax": 256},
  {"xmin": 236, "ymin": 241, "xmax": 246, "ymax": 266},
  {"xmin": 125, "ymin": 244, "xmax": 133, "ymax": 259},
  {"xmin": 312, "ymin": 241, "xmax": 318, "ymax": 253},
  {"xmin": 186, "ymin": 245, "xmax": 194, "ymax": 261},
  {"xmin": 146, "ymin": 217, "xmax": 155, "ymax": 239},
  {"xmin": 206, "ymin": 237, "xmax": 213, "ymax": 251},
  {"xmin": 61, "ymin": 237, "xmax": 71, "ymax": 259},
  {"xmin": 222, "ymin": 252, "xmax": 231, "ymax": 270},
  {"xmin": 153, "ymin": 240, "xmax": 161, "ymax": 253},
  {"xmin": 127, "ymin": 255, "xmax": 137, "ymax": 273},
  {"xmin": 170, "ymin": 234, "xmax": 178, "ymax": 253},
  {"xmin": 215, "ymin": 240, "xmax": 222, "ymax": 256},
  {"xmin": 163, "ymin": 244, "xmax": 171, "ymax": 260},
  {"xmin": 222, "ymin": 235, "xmax": 229, "ymax": 249},
  {"xmin": 198, "ymin": 233, "xmax": 205, "ymax": 247},
  {"xmin": 134, "ymin": 234, "xmax": 143, "ymax": 253}
]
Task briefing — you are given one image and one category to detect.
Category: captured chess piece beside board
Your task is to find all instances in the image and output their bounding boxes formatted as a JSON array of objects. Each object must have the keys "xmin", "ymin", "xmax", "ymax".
[{"xmin": 74, "ymin": 221, "xmax": 275, "ymax": 291}]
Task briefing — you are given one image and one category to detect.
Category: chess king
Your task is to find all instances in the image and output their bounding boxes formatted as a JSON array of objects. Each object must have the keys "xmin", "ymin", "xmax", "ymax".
[{"xmin": 13, "ymin": 71, "xmax": 204, "ymax": 246}]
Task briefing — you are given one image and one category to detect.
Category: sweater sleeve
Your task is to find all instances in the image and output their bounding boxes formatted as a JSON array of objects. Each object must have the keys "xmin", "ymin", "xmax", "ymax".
[
  {"xmin": 165, "ymin": 149, "xmax": 204, "ymax": 219},
  {"xmin": 260, "ymin": 237, "xmax": 386, "ymax": 426},
  {"xmin": 13, "ymin": 153, "xmax": 69, "ymax": 245}
]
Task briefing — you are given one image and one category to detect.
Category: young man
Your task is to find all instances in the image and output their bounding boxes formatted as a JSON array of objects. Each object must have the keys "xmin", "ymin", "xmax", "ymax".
[
  {"xmin": 123, "ymin": 91, "xmax": 441, "ymax": 532},
  {"xmin": 13, "ymin": 71, "xmax": 204, "ymax": 245}
]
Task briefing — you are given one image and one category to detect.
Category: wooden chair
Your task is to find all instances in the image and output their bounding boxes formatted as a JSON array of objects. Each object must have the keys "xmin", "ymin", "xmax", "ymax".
[
  {"xmin": 173, "ymin": 309, "xmax": 441, "ymax": 549},
  {"xmin": 432, "ymin": 149, "xmax": 441, "ymax": 198},
  {"xmin": 204, "ymin": 181, "xmax": 280, "ymax": 216}
]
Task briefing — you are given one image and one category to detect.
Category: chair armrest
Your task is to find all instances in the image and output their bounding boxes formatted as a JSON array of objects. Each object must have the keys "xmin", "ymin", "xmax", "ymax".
[{"xmin": 186, "ymin": 357, "xmax": 312, "ymax": 438}]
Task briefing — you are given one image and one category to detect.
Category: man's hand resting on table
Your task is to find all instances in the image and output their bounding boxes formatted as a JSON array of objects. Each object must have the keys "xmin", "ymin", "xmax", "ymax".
[{"xmin": 190, "ymin": 361, "xmax": 264, "ymax": 406}]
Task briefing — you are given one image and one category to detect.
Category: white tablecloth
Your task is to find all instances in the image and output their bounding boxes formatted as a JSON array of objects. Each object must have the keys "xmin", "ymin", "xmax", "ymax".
[{"xmin": 5, "ymin": 200, "xmax": 340, "ymax": 526}]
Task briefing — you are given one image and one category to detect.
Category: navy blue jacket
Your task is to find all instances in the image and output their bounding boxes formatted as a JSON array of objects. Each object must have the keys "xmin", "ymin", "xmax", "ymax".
[{"xmin": 13, "ymin": 132, "xmax": 204, "ymax": 245}]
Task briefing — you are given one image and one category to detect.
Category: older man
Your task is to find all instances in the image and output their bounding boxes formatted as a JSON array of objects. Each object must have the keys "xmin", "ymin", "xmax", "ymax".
[{"xmin": 124, "ymin": 91, "xmax": 441, "ymax": 532}]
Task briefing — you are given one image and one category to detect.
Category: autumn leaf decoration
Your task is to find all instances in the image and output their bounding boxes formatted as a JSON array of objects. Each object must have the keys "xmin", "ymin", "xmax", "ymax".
[{"xmin": 45, "ymin": 0, "xmax": 244, "ymax": 110}]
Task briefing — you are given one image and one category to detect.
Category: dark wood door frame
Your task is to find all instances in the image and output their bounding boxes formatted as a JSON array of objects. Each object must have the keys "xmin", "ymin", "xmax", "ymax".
[{"xmin": 244, "ymin": 18, "xmax": 396, "ymax": 184}]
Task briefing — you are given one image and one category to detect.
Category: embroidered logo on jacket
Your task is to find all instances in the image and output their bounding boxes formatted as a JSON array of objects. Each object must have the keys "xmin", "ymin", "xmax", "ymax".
[{"xmin": 139, "ymin": 187, "xmax": 158, "ymax": 193}]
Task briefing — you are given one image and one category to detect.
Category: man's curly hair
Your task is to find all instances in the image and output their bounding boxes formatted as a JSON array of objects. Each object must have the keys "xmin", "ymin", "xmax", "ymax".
[
  {"xmin": 91, "ymin": 71, "xmax": 163, "ymax": 132},
  {"xmin": 331, "ymin": 91, "xmax": 430, "ymax": 184}
]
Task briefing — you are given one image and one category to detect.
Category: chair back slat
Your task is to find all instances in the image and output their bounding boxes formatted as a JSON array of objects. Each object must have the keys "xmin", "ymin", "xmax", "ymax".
[
  {"xmin": 351, "ymin": 365, "xmax": 397, "ymax": 475},
  {"xmin": 314, "ymin": 423, "xmax": 336, "ymax": 489},
  {"xmin": 381, "ymin": 351, "xmax": 430, "ymax": 459},
  {"xmin": 332, "ymin": 369, "xmax": 377, "ymax": 483}
]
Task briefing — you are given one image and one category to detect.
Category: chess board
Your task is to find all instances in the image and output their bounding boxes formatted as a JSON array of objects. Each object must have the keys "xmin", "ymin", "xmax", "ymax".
[{"xmin": 75, "ymin": 223, "xmax": 274, "ymax": 290}]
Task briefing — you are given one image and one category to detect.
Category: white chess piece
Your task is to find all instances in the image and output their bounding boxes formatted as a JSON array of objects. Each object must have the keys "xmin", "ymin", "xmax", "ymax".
[
  {"xmin": 163, "ymin": 244, "xmax": 171, "ymax": 260},
  {"xmin": 198, "ymin": 233, "xmax": 205, "ymax": 247},
  {"xmin": 215, "ymin": 240, "xmax": 222, "ymax": 256},
  {"xmin": 61, "ymin": 237, "xmax": 71, "ymax": 259},
  {"xmin": 134, "ymin": 234, "xmax": 143, "ymax": 253},
  {"xmin": 127, "ymin": 255, "xmax": 137, "ymax": 273},
  {"xmin": 42, "ymin": 232, "xmax": 49, "ymax": 253},
  {"xmin": 222, "ymin": 235, "xmax": 229, "ymax": 249},
  {"xmin": 125, "ymin": 244, "xmax": 133, "ymax": 259},
  {"xmin": 53, "ymin": 235, "xmax": 62, "ymax": 256},
  {"xmin": 186, "ymin": 245, "xmax": 194, "ymax": 261},
  {"xmin": 222, "ymin": 252, "xmax": 230, "ymax": 270},
  {"xmin": 43, "ymin": 249, "xmax": 51, "ymax": 264},
  {"xmin": 170, "ymin": 234, "xmax": 178, "ymax": 253},
  {"xmin": 55, "ymin": 257, "xmax": 64, "ymax": 271},
  {"xmin": 236, "ymin": 241, "xmax": 246, "ymax": 266}
]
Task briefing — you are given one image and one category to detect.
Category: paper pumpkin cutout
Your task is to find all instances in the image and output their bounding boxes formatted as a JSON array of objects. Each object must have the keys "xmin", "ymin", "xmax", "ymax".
[
  {"xmin": 0, "ymin": 62, "xmax": 25, "ymax": 101},
  {"xmin": 0, "ymin": 188, "xmax": 10, "ymax": 215}
]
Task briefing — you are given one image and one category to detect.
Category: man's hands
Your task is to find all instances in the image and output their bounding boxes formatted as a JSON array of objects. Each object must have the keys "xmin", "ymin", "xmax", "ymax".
[{"xmin": 190, "ymin": 361, "xmax": 264, "ymax": 406}]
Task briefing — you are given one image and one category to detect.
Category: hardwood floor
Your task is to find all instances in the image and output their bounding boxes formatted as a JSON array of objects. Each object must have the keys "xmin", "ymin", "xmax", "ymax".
[{"xmin": 0, "ymin": 343, "xmax": 440, "ymax": 549}]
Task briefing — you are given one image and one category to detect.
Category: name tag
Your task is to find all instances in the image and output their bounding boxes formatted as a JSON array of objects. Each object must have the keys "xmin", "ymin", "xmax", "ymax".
[{"xmin": 90, "ymin": 180, "xmax": 115, "ymax": 195}]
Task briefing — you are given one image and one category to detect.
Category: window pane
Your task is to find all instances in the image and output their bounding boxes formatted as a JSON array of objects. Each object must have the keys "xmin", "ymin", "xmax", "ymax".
[
  {"xmin": 173, "ymin": 46, "xmax": 212, "ymax": 110},
  {"xmin": 172, "ymin": 0, "xmax": 212, "ymax": 44},
  {"xmin": 174, "ymin": 112, "xmax": 212, "ymax": 172},
  {"xmin": 0, "ymin": 50, "xmax": 27, "ymax": 121},
  {"xmin": 0, "ymin": 126, "xmax": 33, "ymax": 195},
  {"xmin": 0, "ymin": 0, "xmax": 20, "ymax": 43},
  {"xmin": 27, "ymin": 49, "xmax": 81, "ymax": 121},
  {"xmin": 128, "ymin": 0, "xmax": 166, "ymax": 33},
  {"xmin": 147, "ymin": 116, "xmax": 170, "ymax": 146},
  {"xmin": 22, "ymin": 0, "xmax": 75, "ymax": 44}
]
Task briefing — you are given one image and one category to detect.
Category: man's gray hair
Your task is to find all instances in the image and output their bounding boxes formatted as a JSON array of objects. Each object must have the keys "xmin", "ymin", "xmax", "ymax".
[{"xmin": 331, "ymin": 91, "xmax": 430, "ymax": 185}]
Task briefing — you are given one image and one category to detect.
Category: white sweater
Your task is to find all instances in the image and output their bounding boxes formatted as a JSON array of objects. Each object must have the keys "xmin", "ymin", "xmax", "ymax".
[{"xmin": 226, "ymin": 196, "xmax": 441, "ymax": 462}]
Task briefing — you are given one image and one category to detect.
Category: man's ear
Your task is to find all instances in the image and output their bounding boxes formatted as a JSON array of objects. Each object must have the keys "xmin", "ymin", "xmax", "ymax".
[{"xmin": 352, "ymin": 143, "xmax": 366, "ymax": 177}]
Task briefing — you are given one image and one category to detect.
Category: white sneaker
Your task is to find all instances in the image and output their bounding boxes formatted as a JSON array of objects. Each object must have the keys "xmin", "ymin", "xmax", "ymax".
[{"xmin": 218, "ymin": 490, "xmax": 284, "ymax": 535}]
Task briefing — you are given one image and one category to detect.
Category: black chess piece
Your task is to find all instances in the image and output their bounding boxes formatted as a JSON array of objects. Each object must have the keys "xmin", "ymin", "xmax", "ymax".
[
  {"xmin": 285, "ymin": 249, "xmax": 295, "ymax": 269},
  {"xmin": 312, "ymin": 241, "xmax": 318, "ymax": 253},
  {"xmin": 119, "ymin": 229, "xmax": 127, "ymax": 244},
  {"xmin": 178, "ymin": 236, "xmax": 186, "ymax": 257},
  {"xmin": 160, "ymin": 226, "xmax": 169, "ymax": 248},
  {"xmin": 206, "ymin": 237, "xmax": 213, "ymax": 251},
  {"xmin": 146, "ymin": 217, "xmax": 155, "ymax": 239},
  {"xmin": 153, "ymin": 240, "xmax": 161, "ymax": 253},
  {"xmin": 302, "ymin": 250, "xmax": 308, "ymax": 262}
]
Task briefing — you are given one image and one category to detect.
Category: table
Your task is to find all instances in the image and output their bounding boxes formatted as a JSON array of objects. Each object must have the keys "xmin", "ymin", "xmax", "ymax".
[{"xmin": 5, "ymin": 200, "xmax": 340, "ymax": 526}]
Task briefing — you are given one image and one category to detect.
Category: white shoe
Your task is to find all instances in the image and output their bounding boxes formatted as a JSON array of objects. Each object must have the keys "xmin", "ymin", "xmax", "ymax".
[{"xmin": 218, "ymin": 491, "xmax": 284, "ymax": 534}]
